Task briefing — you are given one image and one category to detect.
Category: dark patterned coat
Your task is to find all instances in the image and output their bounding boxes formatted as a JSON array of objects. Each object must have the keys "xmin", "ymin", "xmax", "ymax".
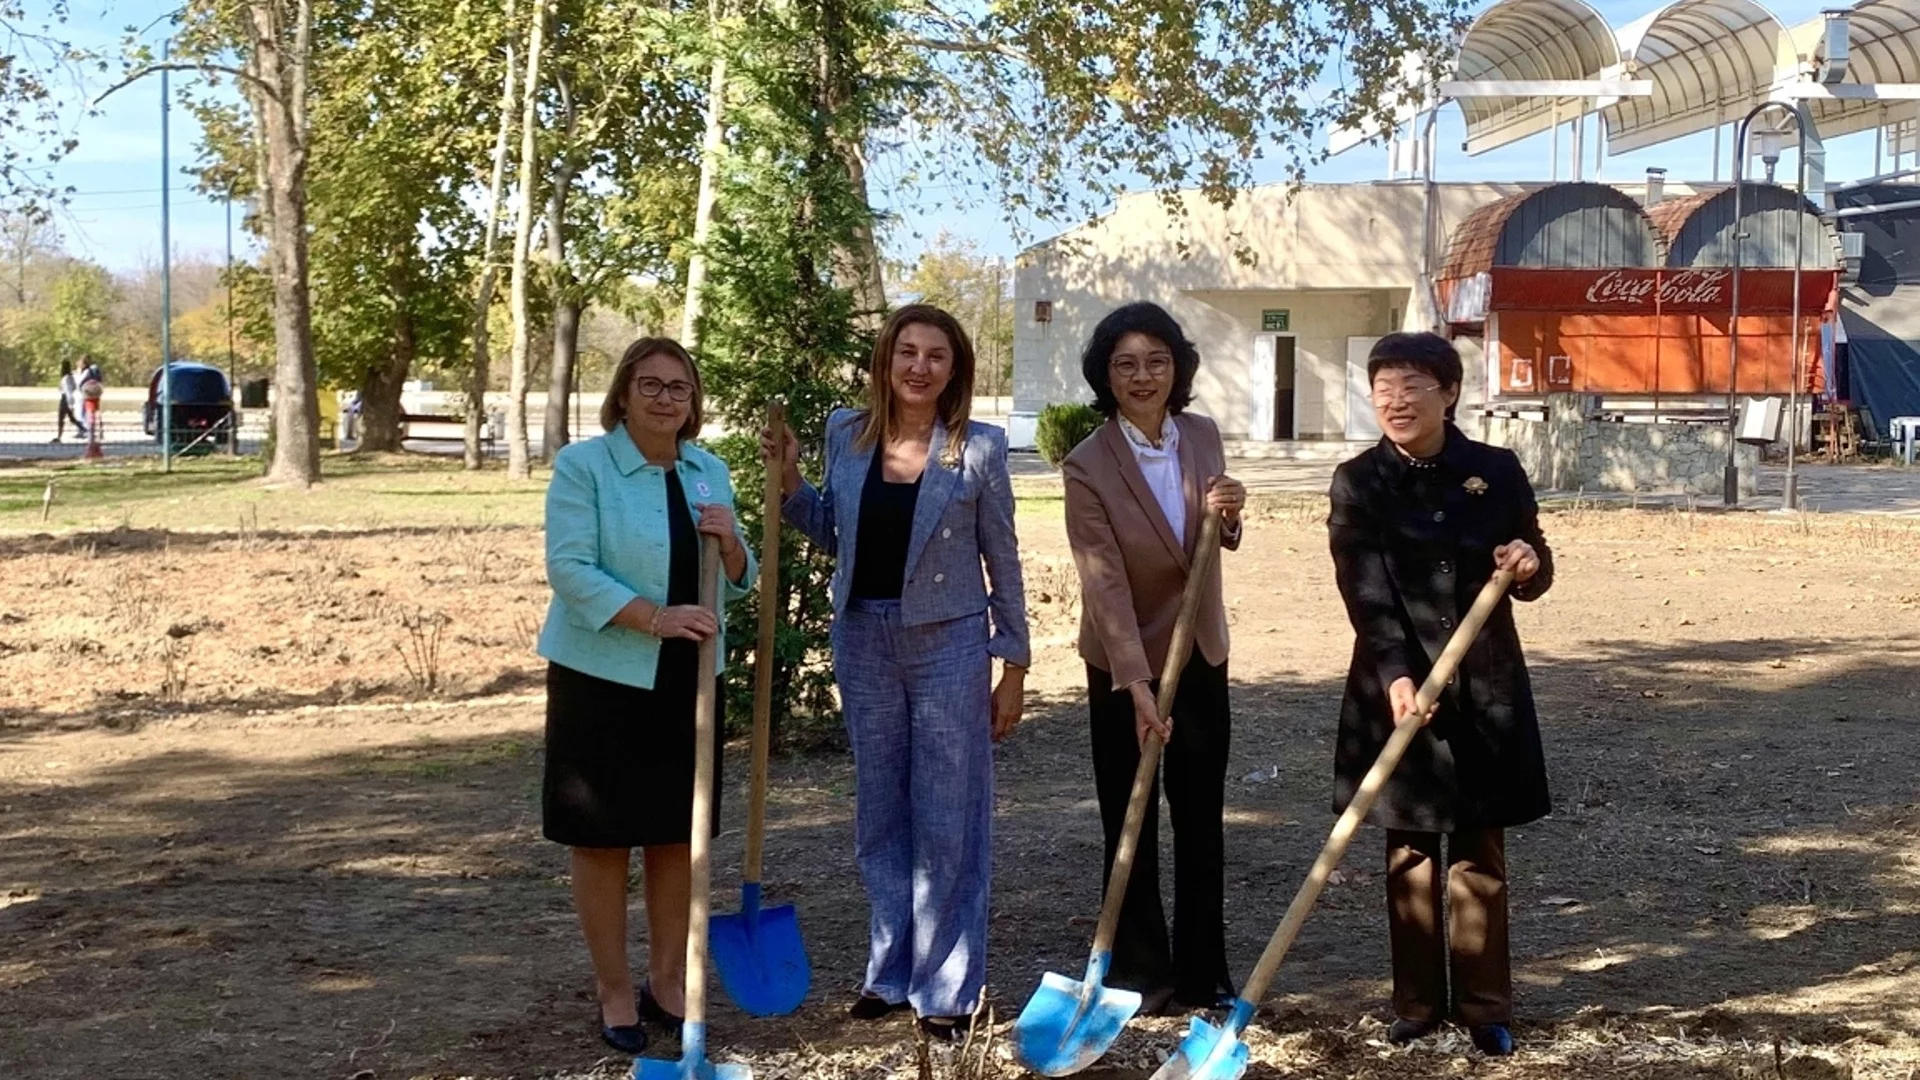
[{"xmin": 1327, "ymin": 424, "xmax": 1553, "ymax": 833}]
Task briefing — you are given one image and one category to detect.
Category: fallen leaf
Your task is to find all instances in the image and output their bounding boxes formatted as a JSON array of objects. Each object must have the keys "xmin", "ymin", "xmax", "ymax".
[
  {"xmin": 1695, "ymin": 846, "xmax": 1720, "ymax": 855},
  {"xmin": 1541, "ymin": 896, "xmax": 1581, "ymax": 907}
]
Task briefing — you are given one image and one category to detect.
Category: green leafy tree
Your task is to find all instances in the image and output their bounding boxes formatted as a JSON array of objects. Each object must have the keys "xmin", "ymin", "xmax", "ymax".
[{"xmin": 697, "ymin": 0, "xmax": 892, "ymax": 738}]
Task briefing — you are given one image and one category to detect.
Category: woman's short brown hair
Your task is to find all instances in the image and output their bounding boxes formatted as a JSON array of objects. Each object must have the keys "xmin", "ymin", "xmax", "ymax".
[
  {"xmin": 856, "ymin": 304, "xmax": 976, "ymax": 466},
  {"xmin": 600, "ymin": 337, "xmax": 704, "ymax": 441}
]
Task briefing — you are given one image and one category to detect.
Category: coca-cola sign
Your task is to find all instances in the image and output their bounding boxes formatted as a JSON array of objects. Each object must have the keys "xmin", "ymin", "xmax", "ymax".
[
  {"xmin": 1485, "ymin": 267, "xmax": 1834, "ymax": 314},
  {"xmin": 1581, "ymin": 268, "xmax": 1729, "ymax": 307}
]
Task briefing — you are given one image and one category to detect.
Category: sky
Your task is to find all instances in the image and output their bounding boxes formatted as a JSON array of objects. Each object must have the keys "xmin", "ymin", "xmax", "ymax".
[{"xmin": 20, "ymin": 0, "xmax": 1901, "ymax": 274}]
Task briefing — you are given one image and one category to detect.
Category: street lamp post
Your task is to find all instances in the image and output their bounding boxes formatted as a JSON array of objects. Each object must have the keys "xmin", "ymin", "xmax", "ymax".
[
  {"xmin": 225, "ymin": 188, "xmax": 238, "ymax": 455},
  {"xmin": 159, "ymin": 45, "xmax": 173, "ymax": 475}
]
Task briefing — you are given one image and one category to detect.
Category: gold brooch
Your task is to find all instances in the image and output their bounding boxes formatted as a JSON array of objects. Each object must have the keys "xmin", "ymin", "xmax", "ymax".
[{"xmin": 1463, "ymin": 476, "xmax": 1489, "ymax": 495}]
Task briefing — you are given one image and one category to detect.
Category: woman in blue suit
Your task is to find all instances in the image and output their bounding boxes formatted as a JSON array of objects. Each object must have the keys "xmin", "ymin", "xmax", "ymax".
[
  {"xmin": 539, "ymin": 338, "xmax": 754, "ymax": 1055},
  {"xmin": 763, "ymin": 304, "xmax": 1029, "ymax": 1041}
]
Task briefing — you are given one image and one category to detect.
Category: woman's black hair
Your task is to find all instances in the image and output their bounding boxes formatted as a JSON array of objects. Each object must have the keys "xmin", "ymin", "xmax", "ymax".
[
  {"xmin": 1366, "ymin": 331, "xmax": 1462, "ymax": 388},
  {"xmin": 1079, "ymin": 301, "xmax": 1201, "ymax": 417}
]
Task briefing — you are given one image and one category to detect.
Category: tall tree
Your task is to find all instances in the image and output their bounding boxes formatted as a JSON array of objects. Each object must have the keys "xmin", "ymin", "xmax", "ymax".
[
  {"xmin": 538, "ymin": 0, "xmax": 702, "ymax": 460},
  {"xmin": 505, "ymin": 0, "xmax": 550, "ymax": 479},
  {"xmin": 467, "ymin": 0, "xmax": 520, "ymax": 471},
  {"xmin": 679, "ymin": 0, "xmax": 728, "ymax": 348},
  {"xmin": 165, "ymin": 0, "xmax": 323, "ymax": 485}
]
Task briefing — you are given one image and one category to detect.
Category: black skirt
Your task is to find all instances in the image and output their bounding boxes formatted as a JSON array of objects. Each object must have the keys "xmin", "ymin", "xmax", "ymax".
[{"xmin": 542, "ymin": 656, "xmax": 725, "ymax": 848}]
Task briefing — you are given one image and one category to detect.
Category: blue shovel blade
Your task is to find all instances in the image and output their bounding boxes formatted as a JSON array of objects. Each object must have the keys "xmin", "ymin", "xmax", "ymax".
[
  {"xmin": 710, "ymin": 889, "xmax": 810, "ymax": 1017},
  {"xmin": 634, "ymin": 1022, "xmax": 754, "ymax": 1080},
  {"xmin": 1012, "ymin": 969, "xmax": 1143, "ymax": 1077},
  {"xmin": 634, "ymin": 1061, "xmax": 752, "ymax": 1080},
  {"xmin": 1148, "ymin": 1008, "xmax": 1253, "ymax": 1080}
]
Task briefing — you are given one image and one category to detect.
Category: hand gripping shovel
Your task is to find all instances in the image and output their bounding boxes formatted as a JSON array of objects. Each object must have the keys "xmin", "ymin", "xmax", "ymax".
[
  {"xmin": 1149, "ymin": 569, "xmax": 1518, "ymax": 1080},
  {"xmin": 712, "ymin": 402, "xmax": 811, "ymax": 1016},
  {"xmin": 1013, "ymin": 511, "xmax": 1225, "ymax": 1077},
  {"xmin": 636, "ymin": 537, "xmax": 751, "ymax": 1080}
]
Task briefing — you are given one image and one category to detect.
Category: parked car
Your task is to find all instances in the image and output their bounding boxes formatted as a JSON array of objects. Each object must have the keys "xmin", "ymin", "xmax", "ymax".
[{"xmin": 143, "ymin": 362, "xmax": 235, "ymax": 450}]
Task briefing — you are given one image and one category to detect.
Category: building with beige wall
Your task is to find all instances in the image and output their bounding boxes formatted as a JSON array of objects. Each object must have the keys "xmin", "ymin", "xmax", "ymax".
[{"xmin": 1009, "ymin": 177, "xmax": 1731, "ymax": 447}]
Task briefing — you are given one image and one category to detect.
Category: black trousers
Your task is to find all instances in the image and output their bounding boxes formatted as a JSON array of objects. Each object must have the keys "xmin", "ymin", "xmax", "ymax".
[
  {"xmin": 1087, "ymin": 658, "xmax": 1233, "ymax": 1002},
  {"xmin": 1385, "ymin": 828, "xmax": 1512, "ymax": 1026}
]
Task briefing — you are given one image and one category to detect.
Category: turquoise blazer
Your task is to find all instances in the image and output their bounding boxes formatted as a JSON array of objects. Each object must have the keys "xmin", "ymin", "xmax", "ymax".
[{"xmin": 537, "ymin": 426, "xmax": 755, "ymax": 690}]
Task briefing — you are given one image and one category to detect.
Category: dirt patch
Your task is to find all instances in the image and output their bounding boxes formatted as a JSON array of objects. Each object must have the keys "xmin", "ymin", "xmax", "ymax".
[{"xmin": 1, "ymin": 504, "xmax": 1917, "ymax": 1078}]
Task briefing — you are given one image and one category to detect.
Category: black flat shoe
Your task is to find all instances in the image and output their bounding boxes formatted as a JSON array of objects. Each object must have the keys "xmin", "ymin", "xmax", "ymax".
[
  {"xmin": 848, "ymin": 991, "xmax": 909, "ymax": 1020},
  {"xmin": 600, "ymin": 1021, "xmax": 649, "ymax": 1055},
  {"xmin": 1389, "ymin": 1017, "xmax": 1440, "ymax": 1045},
  {"xmin": 917, "ymin": 1013, "xmax": 973, "ymax": 1044},
  {"xmin": 638, "ymin": 982, "xmax": 684, "ymax": 1034}
]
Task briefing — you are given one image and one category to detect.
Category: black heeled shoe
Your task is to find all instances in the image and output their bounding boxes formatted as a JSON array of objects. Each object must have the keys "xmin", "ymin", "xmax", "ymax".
[
  {"xmin": 848, "ymin": 991, "xmax": 909, "ymax": 1021},
  {"xmin": 916, "ymin": 1013, "xmax": 973, "ymax": 1044},
  {"xmin": 638, "ymin": 981, "xmax": 684, "ymax": 1035},
  {"xmin": 599, "ymin": 1019, "xmax": 649, "ymax": 1055}
]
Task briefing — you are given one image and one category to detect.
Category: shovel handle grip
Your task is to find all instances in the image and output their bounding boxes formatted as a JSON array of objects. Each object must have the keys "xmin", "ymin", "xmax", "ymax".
[
  {"xmin": 684, "ymin": 536, "xmax": 725, "ymax": 1031},
  {"xmin": 1090, "ymin": 511, "xmax": 1223, "ymax": 958},
  {"xmin": 1237, "ymin": 569, "xmax": 1516, "ymax": 1006},
  {"xmin": 744, "ymin": 401, "xmax": 784, "ymax": 884}
]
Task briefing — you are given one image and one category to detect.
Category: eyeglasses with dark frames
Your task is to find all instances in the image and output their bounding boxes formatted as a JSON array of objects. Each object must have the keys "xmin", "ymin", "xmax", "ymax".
[{"xmin": 633, "ymin": 376, "xmax": 695, "ymax": 403}]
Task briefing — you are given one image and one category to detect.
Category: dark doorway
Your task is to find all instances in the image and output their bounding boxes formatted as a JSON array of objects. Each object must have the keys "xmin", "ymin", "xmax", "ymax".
[{"xmin": 1273, "ymin": 336, "xmax": 1296, "ymax": 439}]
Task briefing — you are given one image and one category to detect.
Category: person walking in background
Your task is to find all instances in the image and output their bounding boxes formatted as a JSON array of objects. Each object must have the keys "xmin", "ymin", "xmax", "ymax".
[
  {"xmin": 1060, "ymin": 301, "xmax": 1245, "ymax": 1016},
  {"xmin": 1327, "ymin": 331, "xmax": 1552, "ymax": 1057},
  {"xmin": 537, "ymin": 337, "xmax": 756, "ymax": 1056},
  {"xmin": 762, "ymin": 304, "xmax": 1028, "ymax": 1043},
  {"xmin": 53, "ymin": 360, "xmax": 87, "ymax": 443}
]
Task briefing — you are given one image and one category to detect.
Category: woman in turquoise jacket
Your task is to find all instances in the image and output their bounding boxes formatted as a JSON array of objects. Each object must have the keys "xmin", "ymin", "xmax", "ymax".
[{"xmin": 537, "ymin": 337, "xmax": 754, "ymax": 1056}]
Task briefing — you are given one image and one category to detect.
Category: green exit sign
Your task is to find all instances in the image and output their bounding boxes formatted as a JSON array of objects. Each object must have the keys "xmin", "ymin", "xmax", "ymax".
[{"xmin": 1261, "ymin": 309, "xmax": 1290, "ymax": 332}]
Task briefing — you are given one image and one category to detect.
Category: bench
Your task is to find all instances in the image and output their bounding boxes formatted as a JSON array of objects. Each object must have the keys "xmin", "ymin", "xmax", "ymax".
[{"xmin": 398, "ymin": 412, "xmax": 495, "ymax": 444}]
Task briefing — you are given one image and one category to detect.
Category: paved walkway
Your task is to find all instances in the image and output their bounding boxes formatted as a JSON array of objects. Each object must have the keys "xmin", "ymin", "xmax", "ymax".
[{"xmin": 1011, "ymin": 453, "xmax": 1920, "ymax": 517}]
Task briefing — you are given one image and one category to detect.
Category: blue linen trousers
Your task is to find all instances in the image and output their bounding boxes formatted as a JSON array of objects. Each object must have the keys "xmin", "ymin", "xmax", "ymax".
[{"xmin": 832, "ymin": 599, "xmax": 993, "ymax": 1018}]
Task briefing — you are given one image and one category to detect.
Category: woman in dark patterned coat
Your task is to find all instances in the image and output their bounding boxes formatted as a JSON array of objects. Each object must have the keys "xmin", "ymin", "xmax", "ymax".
[{"xmin": 1327, "ymin": 331, "xmax": 1553, "ymax": 1058}]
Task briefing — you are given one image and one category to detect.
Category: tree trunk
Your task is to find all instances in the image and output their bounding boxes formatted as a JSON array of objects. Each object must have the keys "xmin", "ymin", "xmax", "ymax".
[
  {"xmin": 357, "ymin": 252, "xmax": 416, "ymax": 453},
  {"xmin": 814, "ymin": 0, "xmax": 884, "ymax": 334},
  {"xmin": 545, "ymin": 297, "xmax": 581, "ymax": 456},
  {"xmin": 505, "ymin": 0, "xmax": 548, "ymax": 480},
  {"xmin": 252, "ymin": 0, "xmax": 320, "ymax": 487},
  {"xmin": 680, "ymin": 12, "xmax": 727, "ymax": 349},
  {"xmin": 542, "ymin": 82, "xmax": 580, "ymax": 462},
  {"xmin": 466, "ymin": 0, "xmax": 518, "ymax": 471}
]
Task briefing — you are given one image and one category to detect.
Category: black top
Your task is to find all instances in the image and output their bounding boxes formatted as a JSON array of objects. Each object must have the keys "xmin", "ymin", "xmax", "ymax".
[
  {"xmin": 1327, "ymin": 423, "xmax": 1555, "ymax": 833},
  {"xmin": 850, "ymin": 450, "xmax": 922, "ymax": 600},
  {"xmin": 660, "ymin": 470, "xmax": 700, "ymax": 668}
]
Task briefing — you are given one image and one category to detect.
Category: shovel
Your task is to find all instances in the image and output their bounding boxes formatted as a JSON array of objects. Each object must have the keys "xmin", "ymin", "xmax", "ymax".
[
  {"xmin": 712, "ymin": 402, "xmax": 811, "ymax": 1017},
  {"xmin": 1013, "ymin": 511, "xmax": 1224, "ymax": 1077},
  {"xmin": 1149, "ymin": 569, "xmax": 1519, "ymax": 1080},
  {"xmin": 636, "ymin": 537, "xmax": 751, "ymax": 1080}
]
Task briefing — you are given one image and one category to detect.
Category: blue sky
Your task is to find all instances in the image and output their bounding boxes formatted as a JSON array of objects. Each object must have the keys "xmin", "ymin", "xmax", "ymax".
[{"xmin": 27, "ymin": 0, "xmax": 1895, "ymax": 272}]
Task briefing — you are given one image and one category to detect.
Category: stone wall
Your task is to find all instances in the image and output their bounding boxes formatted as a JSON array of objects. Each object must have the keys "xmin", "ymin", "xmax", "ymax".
[{"xmin": 1478, "ymin": 395, "xmax": 1759, "ymax": 497}]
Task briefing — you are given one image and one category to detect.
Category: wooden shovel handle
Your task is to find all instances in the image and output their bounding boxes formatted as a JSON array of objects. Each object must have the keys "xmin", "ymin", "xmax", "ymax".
[
  {"xmin": 1090, "ymin": 511, "xmax": 1224, "ymax": 959},
  {"xmin": 1236, "ymin": 568, "xmax": 1516, "ymax": 1007},
  {"xmin": 684, "ymin": 535, "xmax": 724, "ymax": 1030},
  {"xmin": 744, "ymin": 401, "xmax": 783, "ymax": 884}
]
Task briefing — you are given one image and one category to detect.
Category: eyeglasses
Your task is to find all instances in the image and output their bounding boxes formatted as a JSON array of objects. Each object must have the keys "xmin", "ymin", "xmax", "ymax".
[
  {"xmin": 1110, "ymin": 356, "xmax": 1172, "ymax": 380},
  {"xmin": 633, "ymin": 377, "xmax": 695, "ymax": 403},
  {"xmin": 1369, "ymin": 383, "xmax": 1443, "ymax": 407}
]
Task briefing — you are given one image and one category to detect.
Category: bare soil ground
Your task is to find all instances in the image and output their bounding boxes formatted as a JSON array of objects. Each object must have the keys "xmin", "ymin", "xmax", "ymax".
[{"xmin": 1, "ymin": 500, "xmax": 1917, "ymax": 1080}]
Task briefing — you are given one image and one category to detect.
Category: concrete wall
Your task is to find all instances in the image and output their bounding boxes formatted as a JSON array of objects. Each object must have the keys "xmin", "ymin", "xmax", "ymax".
[{"xmin": 1480, "ymin": 394, "xmax": 1760, "ymax": 497}]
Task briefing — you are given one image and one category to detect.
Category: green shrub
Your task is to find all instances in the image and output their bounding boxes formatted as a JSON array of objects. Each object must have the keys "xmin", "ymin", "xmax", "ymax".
[{"xmin": 1035, "ymin": 402, "xmax": 1104, "ymax": 467}]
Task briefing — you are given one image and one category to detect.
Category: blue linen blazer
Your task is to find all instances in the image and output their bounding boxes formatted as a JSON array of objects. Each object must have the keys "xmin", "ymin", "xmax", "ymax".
[
  {"xmin": 537, "ymin": 426, "xmax": 755, "ymax": 690},
  {"xmin": 782, "ymin": 408, "xmax": 1030, "ymax": 668}
]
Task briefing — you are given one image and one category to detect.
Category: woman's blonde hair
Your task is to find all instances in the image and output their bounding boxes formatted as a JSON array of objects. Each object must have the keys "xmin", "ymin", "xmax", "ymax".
[
  {"xmin": 600, "ymin": 337, "xmax": 704, "ymax": 441},
  {"xmin": 855, "ymin": 304, "xmax": 975, "ymax": 467}
]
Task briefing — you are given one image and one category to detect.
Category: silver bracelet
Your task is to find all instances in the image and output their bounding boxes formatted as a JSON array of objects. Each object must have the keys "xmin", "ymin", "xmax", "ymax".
[{"xmin": 648, "ymin": 606, "xmax": 666, "ymax": 636}]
